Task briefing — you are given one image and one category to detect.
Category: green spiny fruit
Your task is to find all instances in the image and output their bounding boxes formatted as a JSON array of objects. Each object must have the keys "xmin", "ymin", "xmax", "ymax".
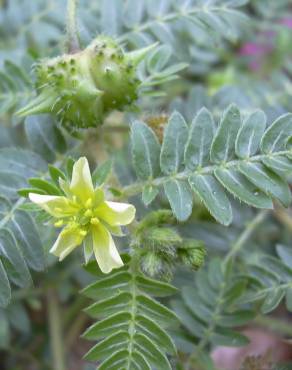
[{"xmin": 17, "ymin": 36, "xmax": 157, "ymax": 129}]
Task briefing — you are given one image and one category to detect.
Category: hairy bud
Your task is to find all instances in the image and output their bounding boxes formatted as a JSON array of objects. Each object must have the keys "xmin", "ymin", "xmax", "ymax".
[
  {"xmin": 17, "ymin": 36, "xmax": 156, "ymax": 129},
  {"xmin": 177, "ymin": 240, "xmax": 206, "ymax": 270},
  {"xmin": 140, "ymin": 250, "xmax": 173, "ymax": 281}
]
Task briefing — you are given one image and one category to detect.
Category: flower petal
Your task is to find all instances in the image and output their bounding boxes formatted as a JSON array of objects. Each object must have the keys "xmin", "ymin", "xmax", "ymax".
[
  {"xmin": 50, "ymin": 227, "xmax": 84, "ymax": 261},
  {"xmin": 96, "ymin": 201, "xmax": 136, "ymax": 226},
  {"xmin": 70, "ymin": 157, "xmax": 94, "ymax": 203},
  {"xmin": 91, "ymin": 223, "xmax": 123, "ymax": 273},
  {"xmin": 29, "ymin": 193, "xmax": 77, "ymax": 217},
  {"xmin": 83, "ymin": 233, "xmax": 93, "ymax": 264}
]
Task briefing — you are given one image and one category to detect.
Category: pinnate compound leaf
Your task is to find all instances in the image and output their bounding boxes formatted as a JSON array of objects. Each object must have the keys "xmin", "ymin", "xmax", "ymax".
[
  {"xmin": 130, "ymin": 108, "xmax": 292, "ymax": 224},
  {"xmin": 83, "ymin": 261, "xmax": 177, "ymax": 369}
]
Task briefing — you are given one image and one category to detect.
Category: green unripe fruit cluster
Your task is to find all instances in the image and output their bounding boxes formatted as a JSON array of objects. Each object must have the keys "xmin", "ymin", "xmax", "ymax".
[{"xmin": 17, "ymin": 36, "xmax": 156, "ymax": 129}]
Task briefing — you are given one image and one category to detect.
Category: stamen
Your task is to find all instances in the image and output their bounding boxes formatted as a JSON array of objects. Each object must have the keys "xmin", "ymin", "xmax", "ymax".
[
  {"xmin": 85, "ymin": 198, "xmax": 93, "ymax": 208},
  {"xmin": 54, "ymin": 220, "xmax": 64, "ymax": 227},
  {"xmin": 84, "ymin": 209, "xmax": 93, "ymax": 217},
  {"xmin": 90, "ymin": 218, "xmax": 99, "ymax": 225}
]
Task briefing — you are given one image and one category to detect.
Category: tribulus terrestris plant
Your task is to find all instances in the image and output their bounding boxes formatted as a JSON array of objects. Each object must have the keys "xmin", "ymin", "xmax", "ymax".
[{"xmin": 1, "ymin": 1, "xmax": 292, "ymax": 370}]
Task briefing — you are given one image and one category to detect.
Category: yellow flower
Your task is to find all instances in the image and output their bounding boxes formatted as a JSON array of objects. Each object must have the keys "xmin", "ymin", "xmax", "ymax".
[{"xmin": 29, "ymin": 157, "xmax": 135, "ymax": 273}]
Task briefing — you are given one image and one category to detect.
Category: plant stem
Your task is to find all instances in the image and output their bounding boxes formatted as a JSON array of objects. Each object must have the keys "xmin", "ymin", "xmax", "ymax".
[
  {"xmin": 187, "ymin": 210, "xmax": 269, "ymax": 368},
  {"xmin": 254, "ymin": 315, "xmax": 292, "ymax": 337},
  {"xmin": 121, "ymin": 149, "xmax": 292, "ymax": 199},
  {"xmin": 66, "ymin": 0, "xmax": 80, "ymax": 52},
  {"xmin": 224, "ymin": 209, "xmax": 268, "ymax": 264},
  {"xmin": 47, "ymin": 288, "xmax": 66, "ymax": 370}
]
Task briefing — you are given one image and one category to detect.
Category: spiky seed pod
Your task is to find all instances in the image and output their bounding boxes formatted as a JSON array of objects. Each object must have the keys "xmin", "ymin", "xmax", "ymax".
[
  {"xmin": 17, "ymin": 36, "xmax": 156, "ymax": 129},
  {"xmin": 177, "ymin": 240, "xmax": 206, "ymax": 270}
]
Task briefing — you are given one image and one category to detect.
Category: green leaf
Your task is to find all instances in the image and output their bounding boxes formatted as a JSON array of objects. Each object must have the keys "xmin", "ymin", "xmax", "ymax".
[
  {"xmin": 171, "ymin": 299, "xmax": 205, "ymax": 338},
  {"xmin": 84, "ymin": 331, "xmax": 129, "ymax": 361},
  {"xmin": 214, "ymin": 168, "xmax": 273, "ymax": 209},
  {"xmin": 28, "ymin": 178, "xmax": 61, "ymax": 195},
  {"xmin": 184, "ymin": 107, "xmax": 215, "ymax": 169},
  {"xmin": 131, "ymin": 121, "xmax": 161, "ymax": 180},
  {"xmin": 136, "ymin": 314, "xmax": 176, "ymax": 354},
  {"xmin": 8, "ymin": 210, "xmax": 45, "ymax": 271},
  {"xmin": 262, "ymin": 156, "xmax": 292, "ymax": 175},
  {"xmin": 0, "ymin": 260, "xmax": 10, "ymax": 307},
  {"xmin": 92, "ymin": 160, "xmax": 112, "ymax": 187},
  {"xmin": 48, "ymin": 165, "xmax": 66, "ymax": 185},
  {"xmin": 83, "ymin": 261, "xmax": 177, "ymax": 369},
  {"xmin": 136, "ymin": 275, "xmax": 177, "ymax": 296},
  {"xmin": 239, "ymin": 162, "xmax": 291, "ymax": 206},
  {"xmin": 235, "ymin": 110, "xmax": 266, "ymax": 158},
  {"xmin": 160, "ymin": 111, "xmax": 188, "ymax": 175},
  {"xmin": 285, "ymin": 288, "xmax": 292, "ymax": 312},
  {"xmin": 137, "ymin": 294, "xmax": 178, "ymax": 326},
  {"xmin": 262, "ymin": 289, "xmax": 285, "ymax": 314},
  {"xmin": 83, "ymin": 312, "xmax": 130, "ymax": 340},
  {"xmin": 85, "ymin": 292, "xmax": 132, "ymax": 318},
  {"xmin": 0, "ymin": 172, "xmax": 27, "ymax": 199},
  {"xmin": 277, "ymin": 244, "xmax": 292, "ymax": 268},
  {"xmin": 164, "ymin": 179, "xmax": 193, "ymax": 222},
  {"xmin": 147, "ymin": 45, "xmax": 172, "ymax": 73},
  {"xmin": 218, "ymin": 310, "xmax": 255, "ymax": 327},
  {"xmin": 211, "ymin": 328, "xmax": 249, "ymax": 347},
  {"xmin": 261, "ymin": 113, "xmax": 292, "ymax": 153},
  {"xmin": 25, "ymin": 114, "xmax": 66, "ymax": 162},
  {"xmin": 135, "ymin": 333, "xmax": 172, "ymax": 370},
  {"xmin": 0, "ymin": 228, "xmax": 31, "ymax": 288},
  {"xmin": 82, "ymin": 271, "xmax": 131, "ymax": 299},
  {"xmin": 0, "ymin": 148, "xmax": 46, "ymax": 179},
  {"xmin": 98, "ymin": 350, "xmax": 132, "ymax": 370},
  {"xmin": 130, "ymin": 108, "xmax": 292, "ymax": 224},
  {"xmin": 189, "ymin": 174, "xmax": 232, "ymax": 225},
  {"xmin": 210, "ymin": 104, "xmax": 241, "ymax": 163},
  {"xmin": 142, "ymin": 185, "xmax": 159, "ymax": 206}
]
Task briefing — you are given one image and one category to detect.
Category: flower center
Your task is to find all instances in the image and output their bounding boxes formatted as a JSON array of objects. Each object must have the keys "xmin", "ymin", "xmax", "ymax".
[{"xmin": 54, "ymin": 196, "xmax": 100, "ymax": 237}]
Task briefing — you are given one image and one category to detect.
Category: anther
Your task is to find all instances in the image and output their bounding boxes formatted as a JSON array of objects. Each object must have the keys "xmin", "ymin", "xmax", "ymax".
[{"xmin": 90, "ymin": 218, "xmax": 99, "ymax": 225}]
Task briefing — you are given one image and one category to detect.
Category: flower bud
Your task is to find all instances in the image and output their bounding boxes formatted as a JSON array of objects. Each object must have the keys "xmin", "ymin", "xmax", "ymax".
[
  {"xmin": 177, "ymin": 240, "xmax": 206, "ymax": 270},
  {"xmin": 140, "ymin": 250, "xmax": 174, "ymax": 282}
]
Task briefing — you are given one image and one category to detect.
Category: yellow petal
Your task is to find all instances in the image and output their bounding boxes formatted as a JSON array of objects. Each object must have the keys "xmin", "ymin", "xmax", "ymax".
[
  {"xmin": 70, "ymin": 157, "xmax": 94, "ymax": 203},
  {"xmin": 50, "ymin": 226, "xmax": 84, "ymax": 261},
  {"xmin": 29, "ymin": 193, "xmax": 77, "ymax": 217},
  {"xmin": 96, "ymin": 201, "xmax": 136, "ymax": 226},
  {"xmin": 91, "ymin": 223, "xmax": 123, "ymax": 273},
  {"xmin": 106, "ymin": 224, "xmax": 124, "ymax": 236}
]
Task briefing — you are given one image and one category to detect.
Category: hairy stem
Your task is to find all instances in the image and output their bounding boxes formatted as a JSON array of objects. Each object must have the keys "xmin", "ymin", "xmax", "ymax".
[
  {"xmin": 66, "ymin": 0, "xmax": 80, "ymax": 52},
  {"xmin": 187, "ymin": 210, "xmax": 269, "ymax": 368},
  {"xmin": 224, "ymin": 209, "xmax": 268, "ymax": 264},
  {"xmin": 47, "ymin": 288, "xmax": 66, "ymax": 370},
  {"xmin": 121, "ymin": 149, "xmax": 292, "ymax": 199}
]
